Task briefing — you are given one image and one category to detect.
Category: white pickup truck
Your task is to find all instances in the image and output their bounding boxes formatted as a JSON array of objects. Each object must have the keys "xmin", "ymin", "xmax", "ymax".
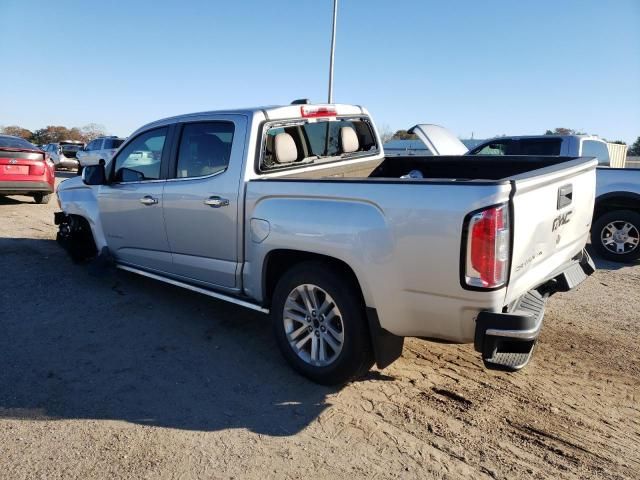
[{"xmin": 55, "ymin": 103, "xmax": 596, "ymax": 384}]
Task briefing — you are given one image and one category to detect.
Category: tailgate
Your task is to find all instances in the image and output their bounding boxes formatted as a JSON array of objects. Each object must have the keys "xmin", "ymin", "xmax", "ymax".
[{"xmin": 505, "ymin": 157, "xmax": 597, "ymax": 303}]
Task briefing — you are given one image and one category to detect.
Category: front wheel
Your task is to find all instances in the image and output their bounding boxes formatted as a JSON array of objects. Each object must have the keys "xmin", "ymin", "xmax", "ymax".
[
  {"xmin": 271, "ymin": 262, "xmax": 373, "ymax": 385},
  {"xmin": 591, "ymin": 210, "xmax": 640, "ymax": 263}
]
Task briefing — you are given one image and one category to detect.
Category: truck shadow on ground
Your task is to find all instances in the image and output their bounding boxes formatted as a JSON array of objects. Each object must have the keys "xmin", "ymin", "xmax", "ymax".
[{"xmin": 0, "ymin": 237, "xmax": 379, "ymax": 436}]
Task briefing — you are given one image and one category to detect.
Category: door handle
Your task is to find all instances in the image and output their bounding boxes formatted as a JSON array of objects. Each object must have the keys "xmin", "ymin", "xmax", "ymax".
[
  {"xmin": 139, "ymin": 195, "xmax": 158, "ymax": 206},
  {"xmin": 204, "ymin": 196, "xmax": 229, "ymax": 208}
]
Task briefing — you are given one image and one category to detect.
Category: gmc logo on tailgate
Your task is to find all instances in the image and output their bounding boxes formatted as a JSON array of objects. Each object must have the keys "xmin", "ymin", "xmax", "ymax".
[{"xmin": 552, "ymin": 211, "xmax": 573, "ymax": 232}]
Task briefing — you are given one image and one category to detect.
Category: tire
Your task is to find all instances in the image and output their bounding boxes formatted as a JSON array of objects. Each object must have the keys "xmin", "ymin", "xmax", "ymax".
[
  {"xmin": 591, "ymin": 210, "xmax": 640, "ymax": 263},
  {"xmin": 271, "ymin": 261, "xmax": 374, "ymax": 385},
  {"xmin": 56, "ymin": 215, "xmax": 98, "ymax": 263},
  {"xmin": 33, "ymin": 192, "xmax": 51, "ymax": 204}
]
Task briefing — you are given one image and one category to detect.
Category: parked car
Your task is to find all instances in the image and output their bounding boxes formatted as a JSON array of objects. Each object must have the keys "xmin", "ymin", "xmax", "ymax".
[
  {"xmin": 465, "ymin": 135, "xmax": 640, "ymax": 263},
  {"xmin": 76, "ymin": 136, "xmax": 125, "ymax": 167},
  {"xmin": 55, "ymin": 103, "xmax": 596, "ymax": 384},
  {"xmin": 44, "ymin": 141, "xmax": 84, "ymax": 170},
  {"xmin": 0, "ymin": 134, "xmax": 55, "ymax": 203}
]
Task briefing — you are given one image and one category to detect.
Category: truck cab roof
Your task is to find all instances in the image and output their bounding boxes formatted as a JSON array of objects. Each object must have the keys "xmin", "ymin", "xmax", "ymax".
[{"xmin": 132, "ymin": 104, "xmax": 368, "ymax": 137}]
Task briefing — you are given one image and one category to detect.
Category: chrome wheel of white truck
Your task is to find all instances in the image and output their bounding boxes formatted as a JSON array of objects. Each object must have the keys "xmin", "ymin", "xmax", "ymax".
[
  {"xmin": 272, "ymin": 262, "xmax": 373, "ymax": 385},
  {"xmin": 592, "ymin": 210, "xmax": 640, "ymax": 263}
]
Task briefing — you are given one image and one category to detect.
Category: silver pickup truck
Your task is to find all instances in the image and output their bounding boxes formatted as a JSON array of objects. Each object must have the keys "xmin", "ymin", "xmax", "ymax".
[{"xmin": 55, "ymin": 103, "xmax": 596, "ymax": 385}]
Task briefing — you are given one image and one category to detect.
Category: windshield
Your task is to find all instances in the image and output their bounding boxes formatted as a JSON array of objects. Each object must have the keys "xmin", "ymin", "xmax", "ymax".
[
  {"xmin": 471, "ymin": 138, "xmax": 562, "ymax": 156},
  {"xmin": 261, "ymin": 118, "xmax": 377, "ymax": 172},
  {"xmin": 0, "ymin": 135, "xmax": 39, "ymax": 150}
]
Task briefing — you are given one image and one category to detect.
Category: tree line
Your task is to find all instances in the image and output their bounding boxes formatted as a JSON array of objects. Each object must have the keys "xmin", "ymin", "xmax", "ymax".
[{"xmin": 0, "ymin": 123, "xmax": 108, "ymax": 145}]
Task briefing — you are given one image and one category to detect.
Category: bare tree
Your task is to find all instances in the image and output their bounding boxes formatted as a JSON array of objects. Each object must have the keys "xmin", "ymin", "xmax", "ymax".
[
  {"xmin": 81, "ymin": 123, "xmax": 108, "ymax": 142},
  {"xmin": 378, "ymin": 123, "xmax": 394, "ymax": 144}
]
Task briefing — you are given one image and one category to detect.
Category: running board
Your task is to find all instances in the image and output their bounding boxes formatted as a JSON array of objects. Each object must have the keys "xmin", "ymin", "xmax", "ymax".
[{"xmin": 116, "ymin": 264, "xmax": 269, "ymax": 314}]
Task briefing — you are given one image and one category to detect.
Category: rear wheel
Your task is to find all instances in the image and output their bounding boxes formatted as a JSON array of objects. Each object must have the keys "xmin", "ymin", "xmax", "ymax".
[
  {"xmin": 591, "ymin": 210, "xmax": 640, "ymax": 263},
  {"xmin": 271, "ymin": 262, "xmax": 373, "ymax": 385},
  {"xmin": 33, "ymin": 192, "xmax": 51, "ymax": 204}
]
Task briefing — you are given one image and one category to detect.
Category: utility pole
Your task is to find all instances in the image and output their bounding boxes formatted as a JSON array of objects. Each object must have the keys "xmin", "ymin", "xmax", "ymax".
[{"xmin": 328, "ymin": 0, "xmax": 338, "ymax": 103}]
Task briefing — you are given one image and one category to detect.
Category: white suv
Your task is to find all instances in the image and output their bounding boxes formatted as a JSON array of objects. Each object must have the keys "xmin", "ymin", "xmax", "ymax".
[{"xmin": 76, "ymin": 136, "xmax": 125, "ymax": 167}]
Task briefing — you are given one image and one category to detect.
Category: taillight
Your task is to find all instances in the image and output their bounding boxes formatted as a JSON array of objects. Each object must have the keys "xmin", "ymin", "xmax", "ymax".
[
  {"xmin": 465, "ymin": 204, "xmax": 510, "ymax": 288},
  {"xmin": 30, "ymin": 163, "xmax": 45, "ymax": 175},
  {"xmin": 300, "ymin": 105, "xmax": 337, "ymax": 118}
]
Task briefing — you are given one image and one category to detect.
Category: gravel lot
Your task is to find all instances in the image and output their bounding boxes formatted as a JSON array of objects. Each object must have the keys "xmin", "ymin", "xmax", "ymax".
[{"xmin": 1, "ymin": 173, "xmax": 638, "ymax": 479}]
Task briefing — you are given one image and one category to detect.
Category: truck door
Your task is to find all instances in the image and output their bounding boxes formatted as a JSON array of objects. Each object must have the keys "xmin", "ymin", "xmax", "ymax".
[
  {"xmin": 162, "ymin": 116, "xmax": 247, "ymax": 289},
  {"xmin": 98, "ymin": 126, "xmax": 173, "ymax": 272}
]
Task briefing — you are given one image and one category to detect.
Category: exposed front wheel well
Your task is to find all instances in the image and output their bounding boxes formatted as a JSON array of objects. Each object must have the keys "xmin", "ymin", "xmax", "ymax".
[{"xmin": 57, "ymin": 213, "xmax": 98, "ymax": 262}]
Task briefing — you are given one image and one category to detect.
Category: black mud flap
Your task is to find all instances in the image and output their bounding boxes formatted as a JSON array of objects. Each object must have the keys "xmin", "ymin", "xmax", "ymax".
[{"xmin": 366, "ymin": 307, "xmax": 404, "ymax": 369}]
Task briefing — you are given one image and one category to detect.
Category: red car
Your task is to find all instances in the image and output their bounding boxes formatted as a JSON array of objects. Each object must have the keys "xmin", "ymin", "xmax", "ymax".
[{"xmin": 0, "ymin": 134, "xmax": 55, "ymax": 204}]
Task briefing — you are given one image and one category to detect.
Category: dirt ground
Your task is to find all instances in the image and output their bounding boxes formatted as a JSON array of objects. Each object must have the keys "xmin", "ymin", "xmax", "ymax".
[{"xmin": 1, "ymin": 173, "xmax": 638, "ymax": 480}]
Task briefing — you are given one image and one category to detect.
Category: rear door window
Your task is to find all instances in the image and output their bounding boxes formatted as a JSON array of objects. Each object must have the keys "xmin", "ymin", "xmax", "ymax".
[
  {"xmin": 581, "ymin": 140, "xmax": 610, "ymax": 166},
  {"xmin": 104, "ymin": 138, "xmax": 125, "ymax": 149},
  {"xmin": 175, "ymin": 122, "xmax": 234, "ymax": 178}
]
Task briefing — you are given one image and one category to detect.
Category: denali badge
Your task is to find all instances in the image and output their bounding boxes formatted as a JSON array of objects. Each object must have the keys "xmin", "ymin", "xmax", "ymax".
[{"xmin": 552, "ymin": 211, "xmax": 573, "ymax": 232}]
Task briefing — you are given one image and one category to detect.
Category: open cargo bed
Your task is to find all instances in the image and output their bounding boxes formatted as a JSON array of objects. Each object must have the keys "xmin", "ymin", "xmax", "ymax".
[{"xmin": 277, "ymin": 155, "xmax": 583, "ymax": 181}]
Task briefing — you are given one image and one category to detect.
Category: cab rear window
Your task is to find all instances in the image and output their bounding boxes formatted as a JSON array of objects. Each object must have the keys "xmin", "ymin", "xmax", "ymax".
[{"xmin": 260, "ymin": 118, "xmax": 377, "ymax": 172}]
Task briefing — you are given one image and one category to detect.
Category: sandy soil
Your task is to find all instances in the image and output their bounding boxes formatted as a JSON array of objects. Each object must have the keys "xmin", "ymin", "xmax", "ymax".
[{"xmin": 0, "ymin": 173, "xmax": 638, "ymax": 479}]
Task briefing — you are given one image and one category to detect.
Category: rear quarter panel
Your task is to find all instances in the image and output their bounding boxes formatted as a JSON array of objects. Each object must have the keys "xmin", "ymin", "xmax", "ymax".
[{"xmin": 244, "ymin": 179, "xmax": 511, "ymax": 342}]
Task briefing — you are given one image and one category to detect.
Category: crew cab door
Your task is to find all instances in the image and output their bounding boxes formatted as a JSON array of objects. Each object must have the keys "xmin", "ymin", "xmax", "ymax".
[
  {"xmin": 408, "ymin": 124, "xmax": 469, "ymax": 155},
  {"xmin": 162, "ymin": 116, "xmax": 247, "ymax": 289},
  {"xmin": 98, "ymin": 126, "xmax": 173, "ymax": 272}
]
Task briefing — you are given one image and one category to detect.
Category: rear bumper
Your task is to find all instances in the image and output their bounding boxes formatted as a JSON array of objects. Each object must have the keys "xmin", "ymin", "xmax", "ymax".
[
  {"xmin": 55, "ymin": 158, "xmax": 79, "ymax": 169},
  {"xmin": 0, "ymin": 180, "xmax": 54, "ymax": 195},
  {"xmin": 474, "ymin": 249, "xmax": 594, "ymax": 370}
]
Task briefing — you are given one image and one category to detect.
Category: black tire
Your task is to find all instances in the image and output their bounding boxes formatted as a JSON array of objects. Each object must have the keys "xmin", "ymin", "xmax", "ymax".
[
  {"xmin": 33, "ymin": 192, "xmax": 51, "ymax": 204},
  {"xmin": 591, "ymin": 210, "xmax": 640, "ymax": 263},
  {"xmin": 271, "ymin": 261, "xmax": 374, "ymax": 385}
]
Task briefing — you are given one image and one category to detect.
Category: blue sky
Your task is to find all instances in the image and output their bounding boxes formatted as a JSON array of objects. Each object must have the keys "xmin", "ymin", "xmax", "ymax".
[{"xmin": 1, "ymin": 0, "xmax": 639, "ymax": 143}]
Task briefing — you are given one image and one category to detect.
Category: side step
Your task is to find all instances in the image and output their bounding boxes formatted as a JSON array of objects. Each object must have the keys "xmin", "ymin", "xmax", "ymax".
[{"xmin": 475, "ymin": 290, "xmax": 547, "ymax": 371}]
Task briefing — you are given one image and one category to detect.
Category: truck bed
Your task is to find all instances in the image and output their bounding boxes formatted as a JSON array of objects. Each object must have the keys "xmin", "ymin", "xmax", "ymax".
[{"xmin": 278, "ymin": 155, "xmax": 580, "ymax": 182}]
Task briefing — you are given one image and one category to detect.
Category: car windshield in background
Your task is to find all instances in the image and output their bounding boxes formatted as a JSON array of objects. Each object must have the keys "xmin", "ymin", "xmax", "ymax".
[
  {"xmin": 61, "ymin": 144, "xmax": 82, "ymax": 151},
  {"xmin": 472, "ymin": 139, "xmax": 562, "ymax": 156},
  {"xmin": 0, "ymin": 135, "xmax": 39, "ymax": 150}
]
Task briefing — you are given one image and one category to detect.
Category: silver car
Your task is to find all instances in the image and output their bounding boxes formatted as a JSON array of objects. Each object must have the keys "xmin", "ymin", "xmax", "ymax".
[
  {"xmin": 76, "ymin": 136, "xmax": 125, "ymax": 167},
  {"xmin": 44, "ymin": 141, "xmax": 83, "ymax": 170}
]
